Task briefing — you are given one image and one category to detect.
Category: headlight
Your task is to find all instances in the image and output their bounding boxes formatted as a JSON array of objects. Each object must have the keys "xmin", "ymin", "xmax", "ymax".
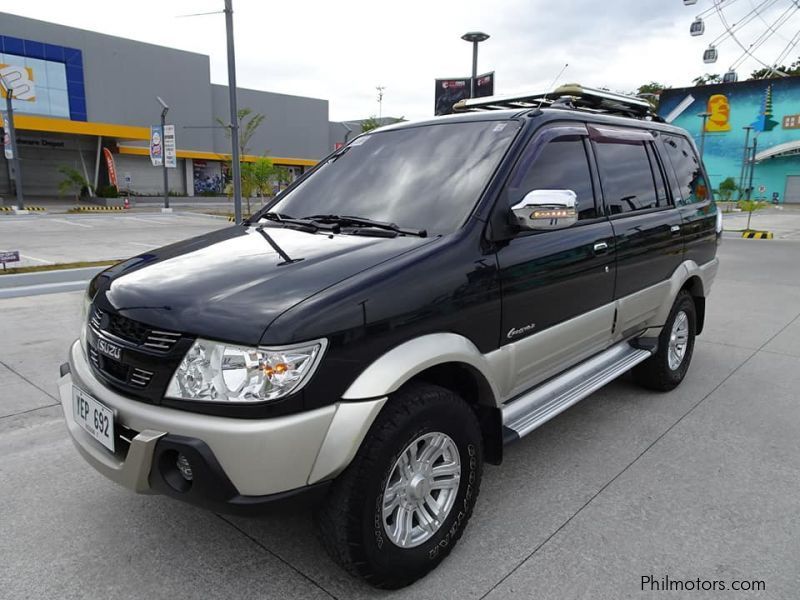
[
  {"xmin": 80, "ymin": 292, "xmax": 92, "ymax": 357},
  {"xmin": 166, "ymin": 338, "xmax": 327, "ymax": 403}
]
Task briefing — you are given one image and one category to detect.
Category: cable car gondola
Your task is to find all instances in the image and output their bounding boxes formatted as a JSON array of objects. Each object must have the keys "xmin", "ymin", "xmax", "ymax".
[
  {"xmin": 703, "ymin": 46, "xmax": 718, "ymax": 64},
  {"xmin": 690, "ymin": 17, "xmax": 705, "ymax": 36}
]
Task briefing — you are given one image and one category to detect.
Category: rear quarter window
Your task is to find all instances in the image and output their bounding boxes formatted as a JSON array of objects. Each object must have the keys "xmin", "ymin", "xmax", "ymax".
[{"xmin": 661, "ymin": 134, "xmax": 710, "ymax": 205}]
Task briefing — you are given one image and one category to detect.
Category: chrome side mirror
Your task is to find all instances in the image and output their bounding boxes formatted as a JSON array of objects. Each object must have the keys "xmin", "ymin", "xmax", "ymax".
[{"xmin": 510, "ymin": 189, "xmax": 578, "ymax": 231}]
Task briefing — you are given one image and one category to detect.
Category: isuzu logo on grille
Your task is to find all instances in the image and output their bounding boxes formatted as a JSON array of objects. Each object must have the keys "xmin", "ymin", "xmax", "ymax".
[{"xmin": 97, "ymin": 339, "xmax": 122, "ymax": 360}]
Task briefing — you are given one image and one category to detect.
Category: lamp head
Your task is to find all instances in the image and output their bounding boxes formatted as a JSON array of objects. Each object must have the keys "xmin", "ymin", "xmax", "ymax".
[{"xmin": 461, "ymin": 31, "xmax": 490, "ymax": 43}]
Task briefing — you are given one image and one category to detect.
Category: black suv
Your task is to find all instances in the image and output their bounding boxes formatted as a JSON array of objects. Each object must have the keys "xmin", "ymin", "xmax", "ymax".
[{"xmin": 59, "ymin": 85, "xmax": 720, "ymax": 588}]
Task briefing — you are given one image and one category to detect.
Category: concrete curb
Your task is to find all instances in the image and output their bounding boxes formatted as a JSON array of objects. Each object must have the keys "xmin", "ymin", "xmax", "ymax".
[
  {"xmin": 742, "ymin": 230, "xmax": 774, "ymax": 239},
  {"xmin": 0, "ymin": 266, "xmax": 105, "ymax": 299}
]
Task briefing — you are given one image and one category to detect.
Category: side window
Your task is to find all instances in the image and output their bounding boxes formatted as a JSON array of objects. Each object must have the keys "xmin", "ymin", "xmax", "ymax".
[
  {"xmin": 662, "ymin": 134, "xmax": 710, "ymax": 205},
  {"xmin": 515, "ymin": 136, "xmax": 597, "ymax": 220},
  {"xmin": 593, "ymin": 141, "xmax": 659, "ymax": 215}
]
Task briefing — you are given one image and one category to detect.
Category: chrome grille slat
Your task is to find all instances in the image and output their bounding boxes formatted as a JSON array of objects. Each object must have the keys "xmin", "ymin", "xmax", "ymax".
[
  {"xmin": 129, "ymin": 367, "xmax": 154, "ymax": 388},
  {"xmin": 88, "ymin": 306, "xmax": 182, "ymax": 353}
]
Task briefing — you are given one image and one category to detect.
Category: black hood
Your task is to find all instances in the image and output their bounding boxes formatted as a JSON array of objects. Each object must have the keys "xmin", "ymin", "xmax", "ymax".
[{"xmin": 94, "ymin": 225, "xmax": 435, "ymax": 346}]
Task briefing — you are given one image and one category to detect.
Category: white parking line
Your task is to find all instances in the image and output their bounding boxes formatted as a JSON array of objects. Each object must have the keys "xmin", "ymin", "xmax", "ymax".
[
  {"xmin": 127, "ymin": 242, "xmax": 153, "ymax": 248},
  {"xmin": 20, "ymin": 254, "xmax": 52, "ymax": 264},
  {"xmin": 51, "ymin": 218, "xmax": 92, "ymax": 229},
  {"xmin": 125, "ymin": 216, "xmax": 171, "ymax": 225}
]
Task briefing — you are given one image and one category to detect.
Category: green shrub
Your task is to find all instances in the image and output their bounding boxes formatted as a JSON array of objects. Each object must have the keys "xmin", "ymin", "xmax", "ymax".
[{"xmin": 95, "ymin": 185, "xmax": 119, "ymax": 198}]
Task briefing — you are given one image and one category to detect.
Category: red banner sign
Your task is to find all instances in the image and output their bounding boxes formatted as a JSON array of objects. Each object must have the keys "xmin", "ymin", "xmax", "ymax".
[{"xmin": 103, "ymin": 147, "xmax": 118, "ymax": 188}]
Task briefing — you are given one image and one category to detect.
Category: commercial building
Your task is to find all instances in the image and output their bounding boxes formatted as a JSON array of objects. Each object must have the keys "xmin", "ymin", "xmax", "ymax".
[
  {"xmin": 659, "ymin": 76, "xmax": 800, "ymax": 203},
  {"xmin": 0, "ymin": 12, "xmax": 339, "ymax": 200}
]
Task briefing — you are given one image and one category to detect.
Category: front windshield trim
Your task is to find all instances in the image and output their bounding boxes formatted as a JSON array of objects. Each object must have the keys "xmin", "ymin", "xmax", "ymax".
[{"xmin": 251, "ymin": 119, "xmax": 523, "ymax": 234}]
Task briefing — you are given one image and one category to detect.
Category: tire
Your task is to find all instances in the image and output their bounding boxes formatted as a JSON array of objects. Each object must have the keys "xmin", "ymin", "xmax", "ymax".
[
  {"xmin": 314, "ymin": 382, "xmax": 483, "ymax": 589},
  {"xmin": 633, "ymin": 290, "xmax": 696, "ymax": 392}
]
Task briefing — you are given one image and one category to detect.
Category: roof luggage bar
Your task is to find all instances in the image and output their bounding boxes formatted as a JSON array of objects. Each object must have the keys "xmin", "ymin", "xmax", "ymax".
[{"xmin": 452, "ymin": 83, "xmax": 660, "ymax": 121}]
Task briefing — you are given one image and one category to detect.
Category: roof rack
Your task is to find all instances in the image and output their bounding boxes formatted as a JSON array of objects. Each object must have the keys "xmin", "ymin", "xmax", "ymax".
[{"xmin": 452, "ymin": 83, "xmax": 661, "ymax": 121}]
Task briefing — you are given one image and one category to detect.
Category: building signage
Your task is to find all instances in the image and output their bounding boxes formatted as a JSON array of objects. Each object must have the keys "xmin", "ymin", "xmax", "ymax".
[
  {"xmin": 0, "ymin": 65, "xmax": 35, "ymax": 101},
  {"xmin": 782, "ymin": 114, "xmax": 800, "ymax": 129},
  {"xmin": 103, "ymin": 148, "xmax": 118, "ymax": 187},
  {"xmin": 150, "ymin": 126, "xmax": 162, "ymax": 166},
  {"xmin": 434, "ymin": 71, "xmax": 495, "ymax": 116},
  {"xmin": 0, "ymin": 250, "xmax": 20, "ymax": 268},
  {"xmin": 163, "ymin": 124, "xmax": 176, "ymax": 168},
  {"xmin": 2, "ymin": 114, "xmax": 11, "ymax": 160}
]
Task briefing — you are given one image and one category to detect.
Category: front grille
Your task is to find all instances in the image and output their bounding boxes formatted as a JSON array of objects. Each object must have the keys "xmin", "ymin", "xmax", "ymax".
[
  {"xmin": 90, "ymin": 307, "xmax": 181, "ymax": 353},
  {"xmin": 143, "ymin": 331, "xmax": 182, "ymax": 351},
  {"xmin": 100, "ymin": 354, "xmax": 128, "ymax": 382},
  {"xmin": 129, "ymin": 367, "xmax": 154, "ymax": 388},
  {"xmin": 88, "ymin": 346, "xmax": 100, "ymax": 368},
  {"xmin": 86, "ymin": 304, "xmax": 191, "ymax": 404},
  {"xmin": 116, "ymin": 423, "xmax": 140, "ymax": 456},
  {"xmin": 108, "ymin": 312, "xmax": 149, "ymax": 344}
]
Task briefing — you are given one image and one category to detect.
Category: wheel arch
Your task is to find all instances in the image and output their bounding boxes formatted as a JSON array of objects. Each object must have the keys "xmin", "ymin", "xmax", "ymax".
[
  {"xmin": 341, "ymin": 333, "xmax": 504, "ymax": 465},
  {"xmin": 680, "ymin": 275, "xmax": 706, "ymax": 334}
]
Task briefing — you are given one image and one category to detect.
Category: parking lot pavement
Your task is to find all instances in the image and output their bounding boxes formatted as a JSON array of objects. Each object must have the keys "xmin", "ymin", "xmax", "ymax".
[
  {"xmin": 0, "ymin": 212, "xmax": 228, "ymax": 268},
  {"xmin": 723, "ymin": 205, "xmax": 800, "ymax": 240},
  {"xmin": 1, "ymin": 237, "xmax": 798, "ymax": 599}
]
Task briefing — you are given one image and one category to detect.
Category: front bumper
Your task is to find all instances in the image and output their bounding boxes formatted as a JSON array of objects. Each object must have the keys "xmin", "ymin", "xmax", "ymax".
[{"xmin": 59, "ymin": 340, "xmax": 386, "ymax": 512}]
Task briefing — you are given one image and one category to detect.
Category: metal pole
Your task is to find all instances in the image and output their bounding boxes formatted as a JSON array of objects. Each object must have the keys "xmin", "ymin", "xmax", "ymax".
[
  {"xmin": 224, "ymin": 0, "xmax": 243, "ymax": 224},
  {"xmin": 3, "ymin": 87, "xmax": 24, "ymax": 209},
  {"xmin": 470, "ymin": 41, "xmax": 478, "ymax": 99},
  {"xmin": 161, "ymin": 110, "xmax": 169, "ymax": 209},
  {"xmin": 698, "ymin": 112, "xmax": 710, "ymax": 158},
  {"xmin": 737, "ymin": 126, "xmax": 752, "ymax": 200},
  {"xmin": 746, "ymin": 135, "xmax": 758, "ymax": 202}
]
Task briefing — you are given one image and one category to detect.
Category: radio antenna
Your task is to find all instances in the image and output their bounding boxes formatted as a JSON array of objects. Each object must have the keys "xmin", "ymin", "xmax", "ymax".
[{"xmin": 536, "ymin": 62, "xmax": 569, "ymax": 109}]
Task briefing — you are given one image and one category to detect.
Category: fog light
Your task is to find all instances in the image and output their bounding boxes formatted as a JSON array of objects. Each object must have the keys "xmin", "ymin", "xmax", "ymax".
[{"xmin": 176, "ymin": 454, "xmax": 193, "ymax": 481}]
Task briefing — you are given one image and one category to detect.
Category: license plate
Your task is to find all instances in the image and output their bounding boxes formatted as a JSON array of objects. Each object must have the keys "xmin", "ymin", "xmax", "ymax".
[{"xmin": 72, "ymin": 387, "xmax": 115, "ymax": 453}]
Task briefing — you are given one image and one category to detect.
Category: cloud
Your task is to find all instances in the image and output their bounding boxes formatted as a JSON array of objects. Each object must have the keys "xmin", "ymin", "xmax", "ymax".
[{"xmin": 5, "ymin": 0, "xmax": 797, "ymax": 121}]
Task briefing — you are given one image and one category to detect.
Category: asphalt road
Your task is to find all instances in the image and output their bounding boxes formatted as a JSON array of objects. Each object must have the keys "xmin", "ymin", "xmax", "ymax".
[
  {"xmin": 0, "ymin": 212, "xmax": 228, "ymax": 268},
  {"xmin": 1, "ymin": 238, "xmax": 798, "ymax": 599}
]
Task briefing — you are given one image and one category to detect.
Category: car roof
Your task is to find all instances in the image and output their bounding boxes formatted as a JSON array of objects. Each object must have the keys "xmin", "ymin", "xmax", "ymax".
[{"xmin": 371, "ymin": 107, "xmax": 690, "ymax": 137}]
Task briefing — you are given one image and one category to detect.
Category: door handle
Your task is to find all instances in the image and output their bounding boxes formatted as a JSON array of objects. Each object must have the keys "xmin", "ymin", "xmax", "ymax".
[
  {"xmin": 670, "ymin": 224, "xmax": 681, "ymax": 234},
  {"xmin": 593, "ymin": 241, "xmax": 609, "ymax": 254}
]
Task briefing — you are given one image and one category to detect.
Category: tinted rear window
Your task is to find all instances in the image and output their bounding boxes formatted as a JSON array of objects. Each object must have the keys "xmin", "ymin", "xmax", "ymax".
[{"xmin": 594, "ymin": 141, "xmax": 659, "ymax": 214}]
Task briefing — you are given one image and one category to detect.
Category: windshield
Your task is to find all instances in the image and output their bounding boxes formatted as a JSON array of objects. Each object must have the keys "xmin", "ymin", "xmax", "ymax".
[{"xmin": 265, "ymin": 120, "xmax": 521, "ymax": 234}]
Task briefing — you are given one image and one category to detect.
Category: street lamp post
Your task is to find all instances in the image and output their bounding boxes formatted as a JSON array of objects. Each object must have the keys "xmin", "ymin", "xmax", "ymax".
[
  {"xmin": 156, "ymin": 96, "xmax": 169, "ymax": 210},
  {"xmin": 461, "ymin": 31, "xmax": 490, "ymax": 99},
  {"xmin": 697, "ymin": 111, "xmax": 711, "ymax": 158},
  {"xmin": 1, "ymin": 77, "xmax": 24, "ymax": 210},
  {"xmin": 737, "ymin": 125, "xmax": 753, "ymax": 200},
  {"xmin": 746, "ymin": 135, "xmax": 758, "ymax": 202},
  {"xmin": 224, "ymin": 0, "xmax": 243, "ymax": 224}
]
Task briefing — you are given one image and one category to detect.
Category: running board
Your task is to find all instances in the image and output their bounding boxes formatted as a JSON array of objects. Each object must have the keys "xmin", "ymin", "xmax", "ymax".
[{"xmin": 502, "ymin": 342, "xmax": 652, "ymax": 442}]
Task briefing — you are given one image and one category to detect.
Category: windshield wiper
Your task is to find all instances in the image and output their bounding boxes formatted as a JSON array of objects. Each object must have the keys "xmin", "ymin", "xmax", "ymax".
[
  {"xmin": 257, "ymin": 212, "xmax": 340, "ymax": 233},
  {"xmin": 302, "ymin": 214, "xmax": 427, "ymax": 237}
]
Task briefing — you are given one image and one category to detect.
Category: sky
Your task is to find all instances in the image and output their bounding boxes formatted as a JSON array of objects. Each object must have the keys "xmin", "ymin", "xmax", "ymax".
[{"xmin": 4, "ymin": 0, "xmax": 800, "ymax": 121}]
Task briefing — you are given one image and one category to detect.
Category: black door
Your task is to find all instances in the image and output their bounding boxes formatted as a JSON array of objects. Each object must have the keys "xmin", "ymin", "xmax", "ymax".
[
  {"xmin": 658, "ymin": 133, "xmax": 718, "ymax": 268},
  {"xmin": 589, "ymin": 126, "xmax": 684, "ymax": 336},
  {"xmin": 495, "ymin": 124, "xmax": 616, "ymax": 395}
]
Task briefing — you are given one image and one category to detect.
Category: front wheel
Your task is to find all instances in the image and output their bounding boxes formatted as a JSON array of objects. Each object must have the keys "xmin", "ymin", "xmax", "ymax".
[
  {"xmin": 314, "ymin": 383, "xmax": 483, "ymax": 589},
  {"xmin": 634, "ymin": 290, "xmax": 697, "ymax": 391}
]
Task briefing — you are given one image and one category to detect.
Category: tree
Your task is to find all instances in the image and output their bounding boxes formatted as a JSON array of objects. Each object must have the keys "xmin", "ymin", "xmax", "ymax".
[
  {"xmin": 692, "ymin": 73, "xmax": 722, "ymax": 86},
  {"xmin": 749, "ymin": 57, "xmax": 800, "ymax": 79},
  {"xmin": 57, "ymin": 165, "xmax": 90, "ymax": 202},
  {"xmin": 216, "ymin": 107, "xmax": 266, "ymax": 157},
  {"xmin": 717, "ymin": 177, "xmax": 738, "ymax": 201},
  {"xmin": 360, "ymin": 116, "xmax": 382, "ymax": 133},
  {"xmin": 633, "ymin": 82, "xmax": 668, "ymax": 109},
  {"xmin": 225, "ymin": 157, "xmax": 281, "ymax": 216},
  {"xmin": 738, "ymin": 199, "xmax": 769, "ymax": 231}
]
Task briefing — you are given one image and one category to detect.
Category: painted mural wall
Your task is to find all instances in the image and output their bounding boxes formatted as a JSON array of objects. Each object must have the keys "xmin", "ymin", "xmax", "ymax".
[{"xmin": 658, "ymin": 76, "xmax": 800, "ymax": 202}]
